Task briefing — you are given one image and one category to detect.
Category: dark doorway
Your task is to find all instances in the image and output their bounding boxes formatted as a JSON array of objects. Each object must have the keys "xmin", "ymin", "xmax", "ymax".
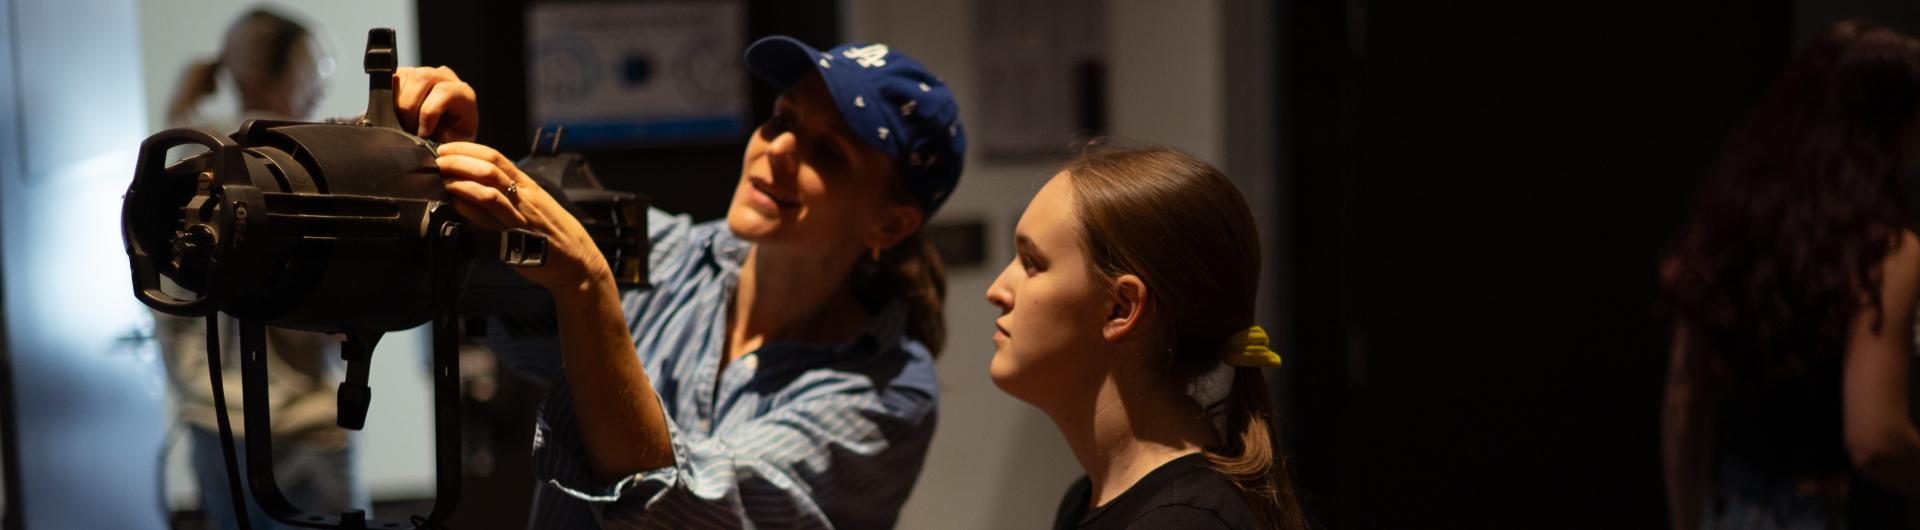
[{"xmin": 1282, "ymin": 2, "xmax": 1794, "ymax": 527}]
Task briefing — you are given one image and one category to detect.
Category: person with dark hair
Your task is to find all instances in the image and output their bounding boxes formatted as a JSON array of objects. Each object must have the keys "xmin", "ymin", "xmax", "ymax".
[
  {"xmin": 164, "ymin": 8, "xmax": 331, "ymax": 128},
  {"xmin": 153, "ymin": 8, "xmax": 358, "ymax": 530},
  {"xmin": 985, "ymin": 143, "xmax": 1308, "ymax": 529},
  {"xmin": 390, "ymin": 36, "xmax": 962, "ymax": 528},
  {"xmin": 1663, "ymin": 20, "xmax": 1920, "ymax": 530}
]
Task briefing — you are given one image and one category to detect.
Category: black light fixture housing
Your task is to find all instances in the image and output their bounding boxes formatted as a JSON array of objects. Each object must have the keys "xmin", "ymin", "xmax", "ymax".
[{"xmin": 120, "ymin": 28, "xmax": 566, "ymax": 530}]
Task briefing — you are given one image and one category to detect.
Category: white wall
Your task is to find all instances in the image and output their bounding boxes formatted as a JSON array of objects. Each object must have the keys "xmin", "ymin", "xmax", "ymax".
[
  {"xmin": 2, "ymin": 0, "xmax": 172, "ymax": 527},
  {"xmin": 1109, "ymin": 0, "xmax": 1228, "ymax": 167},
  {"xmin": 844, "ymin": 0, "xmax": 1237, "ymax": 527},
  {"xmin": 134, "ymin": 0, "xmax": 437, "ymax": 507}
]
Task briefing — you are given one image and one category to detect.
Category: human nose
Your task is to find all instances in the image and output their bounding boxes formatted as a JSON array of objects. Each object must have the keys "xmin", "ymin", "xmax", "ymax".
[
  {"xmin": 986, "ymin": 259, "xmax": 1016, "ymax": 313},
  {"xmin": 764, "ymin": 131, "xmax": 800, "ymax": 178}
]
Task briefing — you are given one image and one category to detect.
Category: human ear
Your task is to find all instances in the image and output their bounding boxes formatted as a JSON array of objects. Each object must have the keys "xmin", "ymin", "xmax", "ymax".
[
  {"xmin": 1103, "ymin": 274, "xmax": 1147, "ymax": 342},
  {"xmin": 866, "ymin": 202, "xmax": 925, "ymax": 251}
]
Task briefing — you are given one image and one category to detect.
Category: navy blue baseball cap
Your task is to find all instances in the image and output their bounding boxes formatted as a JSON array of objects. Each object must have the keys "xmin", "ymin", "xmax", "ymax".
[{"xmin": 744, "ymin": 36, "xmax": 966, "ymax": 214}]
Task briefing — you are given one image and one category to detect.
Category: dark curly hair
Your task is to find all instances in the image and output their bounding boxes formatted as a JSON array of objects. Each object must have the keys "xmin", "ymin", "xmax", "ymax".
[{"xmin": 1665, "ymin": 21, "xmax": 1920, "ymax": 393}]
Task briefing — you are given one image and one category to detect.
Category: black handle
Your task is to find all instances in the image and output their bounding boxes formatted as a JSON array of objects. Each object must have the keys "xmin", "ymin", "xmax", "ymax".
[
  {"xmin": 362, "ymin": 28, "xmax": 401, "ymax": 131},
  {"xmin": 335, "ymin": 333, "xmax": 380, "ymax": 430},
  {"xmin": 123, "ymin": 127, "xmax": 244, "ymax": 316}
]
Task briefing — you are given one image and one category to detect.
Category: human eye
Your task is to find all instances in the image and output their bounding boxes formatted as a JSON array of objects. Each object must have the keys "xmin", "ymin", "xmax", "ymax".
[
  {"xmin": 758, "ymin": 111, "xmax": 795, "ymax": 139},
  {"xmin": 805, "ymin": 136, "xmax": 850, "ymax": 173},
  {"xmin": 1018, "ymin": 250, "xmax": 1045, "ymax": 275}
]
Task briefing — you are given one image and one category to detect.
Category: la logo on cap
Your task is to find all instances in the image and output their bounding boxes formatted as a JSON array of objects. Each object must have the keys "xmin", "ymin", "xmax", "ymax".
[{"xmin": 842, "ymin": 44, "xmax": 889, "ymax": 68}]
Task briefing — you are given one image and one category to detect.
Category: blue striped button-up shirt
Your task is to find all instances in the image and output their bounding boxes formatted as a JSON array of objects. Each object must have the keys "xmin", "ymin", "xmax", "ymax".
[{"xmin": 486, "ymin": 209, "xmax": 940, "ymax": 529}]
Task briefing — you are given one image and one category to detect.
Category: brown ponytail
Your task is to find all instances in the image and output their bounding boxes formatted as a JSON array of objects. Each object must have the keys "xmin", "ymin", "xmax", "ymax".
[
  {"xmin": 900, "ymin": 232, "xmax": 948, "ymax": 355},
  {"xmin": 1062, "ymin": 140, "xmax": 1306, "ymax": 529},
  {"xmin": 165, "ymin": 58, "xmax": 223, "ymax": 126},
  {"xmin": 849, "ymin": 178, "xmax": 948, "ymax": 357},
  {"xmin": 1206, "ymin": 368, "xmax": 1308, "ymax": 529}
]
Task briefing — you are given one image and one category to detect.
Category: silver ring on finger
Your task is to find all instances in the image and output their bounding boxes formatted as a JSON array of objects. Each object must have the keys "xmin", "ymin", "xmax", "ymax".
[{"xmin": 503, "ymin": 183, "xmax": 519, "ymax": 199}]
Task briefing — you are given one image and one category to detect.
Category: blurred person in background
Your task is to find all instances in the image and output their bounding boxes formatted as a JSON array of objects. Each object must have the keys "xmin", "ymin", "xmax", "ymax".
[
  {"xmin": 1663, "ymin": 20, "xmax": 1920, "ymax": 530},
  {"xmin": 155, "ymin": 7, "xmax": 367, "ymax": 530},
  {"xmin": 164, "ymin": 7, "xmax": 331, "ymax": 129},
  {"xmin": 984, "ymin": 143, "xmax": 1308, "ymax": 530}
]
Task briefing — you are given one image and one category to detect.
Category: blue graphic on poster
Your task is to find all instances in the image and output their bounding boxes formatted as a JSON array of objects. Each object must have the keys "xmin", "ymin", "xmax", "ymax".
[{"xmin": 528, "ymin": 1, "xmax": 746, "ymax": 147}]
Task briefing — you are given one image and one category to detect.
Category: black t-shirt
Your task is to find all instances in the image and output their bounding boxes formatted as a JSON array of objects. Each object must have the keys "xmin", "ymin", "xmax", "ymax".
[{"xmin": 1052, "ymin": 453, "xmax": 1263, "ymax": 530}]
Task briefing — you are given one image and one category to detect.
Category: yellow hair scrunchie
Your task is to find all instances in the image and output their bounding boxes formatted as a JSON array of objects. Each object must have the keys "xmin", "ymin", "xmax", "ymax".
[{"xmin": 1221, "ymin": 325, "xmax": 1282, "ymax": 368}]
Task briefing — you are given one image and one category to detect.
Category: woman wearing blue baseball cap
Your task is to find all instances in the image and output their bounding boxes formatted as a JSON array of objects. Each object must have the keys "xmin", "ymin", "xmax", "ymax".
[{"xmin": 391, "ymin": 36, "xmax": 964, "ymax": 529}]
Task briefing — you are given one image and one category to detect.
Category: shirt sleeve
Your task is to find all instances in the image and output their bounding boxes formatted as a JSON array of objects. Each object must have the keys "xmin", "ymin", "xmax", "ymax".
[
  {"xmin": 545, "ymin": 359, "xmax": 939, "ymax": 530},
  {"xmin": 480, "ymin": 207, "xmax": 693, "ymax": 384}
]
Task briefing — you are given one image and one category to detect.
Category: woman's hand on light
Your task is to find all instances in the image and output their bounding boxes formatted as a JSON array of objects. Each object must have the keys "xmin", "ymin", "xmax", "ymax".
[
  {"xmin": 393, "ymin": 66, "xmax": 478, "ymax": 143},
  {"xmin": 436, "ymin": 141, "xmax": 610, "ymax": 295}
]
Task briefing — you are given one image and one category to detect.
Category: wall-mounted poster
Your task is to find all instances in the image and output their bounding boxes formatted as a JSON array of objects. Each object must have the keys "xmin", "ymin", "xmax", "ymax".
[
  {"xmin": 528, "ymin": 1, "xmax": 747, "ymax": 147},
  {"xmin": 973, "ymin": 0, "xmax": 1107, "ymax": 159}
]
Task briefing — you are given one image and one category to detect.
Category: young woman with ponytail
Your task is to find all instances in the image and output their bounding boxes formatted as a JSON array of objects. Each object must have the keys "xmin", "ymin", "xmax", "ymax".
[
  {"xmin": 986, "ymin": 143, "xmax": 1307, "ymax": 529},
  {"xmin": 153, "ymin": 9, "xmax": 358, "ymax": 530},
  {"xmin": 163, "ymin": 8, "xmax": 330, "ymax": 128}
]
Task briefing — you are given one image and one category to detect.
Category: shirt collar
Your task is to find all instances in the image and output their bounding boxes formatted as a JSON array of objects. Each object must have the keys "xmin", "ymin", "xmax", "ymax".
[
  {"xmin": 703, "ymin": 226, "xmax": 913, "ymax": 363},
  {"xmin": 708, "ymin": 225, "xmax": 752, "ymax": 276}
]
